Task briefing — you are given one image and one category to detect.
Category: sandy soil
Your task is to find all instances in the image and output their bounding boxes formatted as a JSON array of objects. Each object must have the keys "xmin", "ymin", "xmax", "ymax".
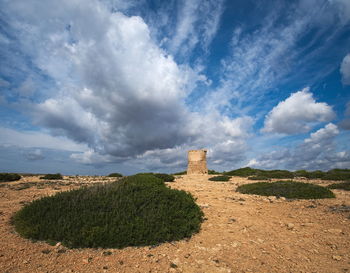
[{"xmin": 0, "ymin": 175, "xmax": 349, "ymax": 273}]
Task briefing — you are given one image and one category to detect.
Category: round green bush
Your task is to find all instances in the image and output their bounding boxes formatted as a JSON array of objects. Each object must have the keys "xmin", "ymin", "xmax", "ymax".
[
  {"xmin": 40, "ymin": 173, "xmax": 63, "ymax": 180},
  {"xmin": 248, "ymin": 175, "xmax": 270, "ymax": 180},
  {"xmin": 209, "ymin": 175, "xmax": 230, "ymax": 182},
  {"xmin": 13, "ymin": 174, "xmax": 203, "ymax": 248},
  {"xmin": 236, "ymin": 181, "xmax": 335, "ymax": 199},
  {"xmin": 153, "ymin": 173, "xmax": 175, "ymax": 182},
  {"xmin": 0, "ymin": 173, "xmax": 21, "ymax": 182},
  {"xmin": 327, "ymin": 182, "xmax": 350, "ymax": 191},
  {"xmin": 107, "ymin": 173, "xmax": 123, "ymax": 177}
]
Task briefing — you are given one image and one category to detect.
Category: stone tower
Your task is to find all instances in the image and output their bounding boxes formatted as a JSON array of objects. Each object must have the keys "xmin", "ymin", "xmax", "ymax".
[{"xmin": 187, "ymin": 150, "xmax": 208, "ymax": 175}]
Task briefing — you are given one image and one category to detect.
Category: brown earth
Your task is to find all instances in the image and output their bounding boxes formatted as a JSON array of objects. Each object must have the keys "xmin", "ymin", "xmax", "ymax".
[{"xmin": 0, "ymin": 175, "xmax": 349, "ymax": 273}]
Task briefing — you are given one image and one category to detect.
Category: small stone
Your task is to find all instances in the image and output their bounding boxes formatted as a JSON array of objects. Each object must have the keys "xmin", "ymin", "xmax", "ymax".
[
  {"xmin": 287, "ymin": 223, "xmax": 295, "ymax": 230},
  {"xmin": 327, "ymin": 229, "xmax": 343, "ymax": 234},
  {"xmin": 170, "ymin": 262, "xmax": 178, "ymax": 268},
  {"xmin": 332, "ymin": 255, "xmax": 342, "ymax": 261},
  {"xmin": 83, "ymin": 257, "xmax": 92, "ymax": 264}
]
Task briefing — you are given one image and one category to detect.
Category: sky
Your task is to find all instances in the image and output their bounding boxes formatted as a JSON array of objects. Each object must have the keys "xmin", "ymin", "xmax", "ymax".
[{"xmin": 0, "ymin": 0, "xmax": 350, "ymax": 175}]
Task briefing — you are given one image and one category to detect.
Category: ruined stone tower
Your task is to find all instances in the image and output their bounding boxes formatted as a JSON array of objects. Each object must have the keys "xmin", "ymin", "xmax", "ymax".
[{"xmin": 187, "ymin": 150, "xmax": 208, "ymax": 175}]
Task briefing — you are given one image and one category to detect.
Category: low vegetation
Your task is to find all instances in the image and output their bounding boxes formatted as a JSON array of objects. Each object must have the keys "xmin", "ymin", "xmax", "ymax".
[
  {"xmin": 0, "ymin": 173, "xmax": 21, "ymax": 182},
  {"xmin": 13, "ymin": 174, "xmax": 203, "ymax": 248},
  {"xmin": 248, "ymin": 175, "xmax": 271, "ymax": 180},
  {"xmin": 153, "ymin": 173, "xmax": 175, "ymax": 182},
  {"xmin": 107, "ymin": 173, "xmax": 123, "ymax": 177},
  {"xmin": 225, "ymin": 167, "xmax": 350, "ymax": 181},
  {"xmin": 236, "ymin": 181, "xmax": 335, "ymax": 199},
  {"xmin": 208, "ymin": 170, "xmax": 221, "ymax": 175},
  {"xmin": 40, "ymin": 173, "xmax": 63, "ymax": 180},
  {"xmin": 327, "ymin": 182, "xmax": 350, "ymax": 191},
  {"xmin": 209, "ymin": 175, "xmax": 230, "ymax": 182}
]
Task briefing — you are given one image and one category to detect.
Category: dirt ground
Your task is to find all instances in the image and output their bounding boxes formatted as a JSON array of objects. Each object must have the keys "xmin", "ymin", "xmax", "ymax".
[{"xmin": 0, "ymin": 175, "xmax": 349, "ymax": 273}]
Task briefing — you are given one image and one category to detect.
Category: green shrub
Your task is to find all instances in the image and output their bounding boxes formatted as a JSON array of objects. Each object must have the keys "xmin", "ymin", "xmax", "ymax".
[
  {"xmin": 208, "ymin": 170, "xmax": 221, "ymax": 175},
  {"xmin": 224, "ymin": 167, "xmax": 259, "ymax": 177},
  {"xmin": 153, "ymin": 173, "xmax": 175, "ymax": 182},
  {"xmin": 225, "ymin": 168, "xmax": 294, "ymax": 179},
  {"xmin": 40, "ymin": 173, "xmax": 63, "ymax": 180},
  {"xmin": 261, "ymin": 170, "xmax": 295, "ymax": 179},
  {"xmin": 107, "ymin": 173, "xmax": 123, "ymax": 177},
  {"xmin": 209, "ymin": 175, "xmax": 230, "ymax": 182},
  {"xmin": 236, "ymin": 181, "xmax": 335, "ymax": 199},
  {"xmin": 321, "ymin": 169, "xmax": 350, "ymax": 181},
  {"xmin": 13, "ymin": 174, "xmax": 203, "ymax": 248},
  {"xmin": 327, "ymin": 182, "xmax": 350, "ymax": 191},
  {"xmin": 294, "ymin": 170, "xmax": 325, "ymax": 179},
  {"xmin": 248, "ymin": 175, "xmax": 270, "ymax": 180},
  {"xmin": 0, "ymin": 173, "xmax": 21, "ymax": 182}
]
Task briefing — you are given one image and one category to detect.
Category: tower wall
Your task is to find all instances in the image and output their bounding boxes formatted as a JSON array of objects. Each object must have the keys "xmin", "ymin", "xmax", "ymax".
[{"xmin": 187, "ymin": 150, "xmax": 208, "ymax": 175}]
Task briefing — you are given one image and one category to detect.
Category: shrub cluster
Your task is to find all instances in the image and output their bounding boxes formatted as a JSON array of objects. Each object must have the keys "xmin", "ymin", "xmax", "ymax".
[
  {"xmin": 0, "ymin": 173, "xmax": 21, "ymax": 182},
  {"xmin": 13, "ymin": 174, "xmax": 203, "ymax": 248},
  {"xmin": 236, "ymin": 181, "xmax": 335, "ymax": 199},
  {"xmin": 209, "ymin": 175, "xmax": 230, "ymax": 182},
  {"xmin": 153, "ymin": 173, "xmax": 175, "ymax": 182},
  {"xmin": 107, "ymin": 173, "xmax": 123, "ymax": 177},
  {"xmin": 225, "ymin": 167, "xmax": 294, "ymax": 179},
  {"xmin": 208, "ymin": 170, "xmax": 221, "ymax": 175},
  {"xmin": 225, "ymin": 168, "xmax": 350, "ymax": 181},
  {"xmin": 40, "ymin": 173, "xmax": 63, "ymax": 180},
  {"xmin": 327, "ymin": 182, "xmax": 350, "ymax": 191},
  {"xmin": 248, "ymin": 175, "xmax": 270, "ymax": 180}
]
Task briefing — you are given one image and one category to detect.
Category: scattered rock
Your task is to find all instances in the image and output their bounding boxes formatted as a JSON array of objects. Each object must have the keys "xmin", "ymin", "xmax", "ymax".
[
  {"xmin": 327, "ymin": 229, "xmax": 343, "ymax": 234},
  {"xmin": 170, "ymin": 262, "xmax": 178, "ymax": 268},
  {"xmin": 287, "ymin": 223, "xmax": 295, "ymax": 230},
  {"xmin": 332, "ymin": 255, "xmax": 342, "ymax": 261},
  {"xmin": 82, "ymin": 257, "xmax": 92, "ymax": 264}
]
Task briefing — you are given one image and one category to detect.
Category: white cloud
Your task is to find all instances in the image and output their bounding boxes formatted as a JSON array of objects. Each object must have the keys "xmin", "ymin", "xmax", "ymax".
[
  {"xmin": 168, "ymin": 0, "xmax": 224, "ymax": 57},
  {"xmin": 0, "ymin": 127, "xmax": 87, "ymax": 152},
  {"xmin": 262, "ymin": 88, "xmax": 335, "ymax": 134},
  {"xmin": 340, "ymin": 53, "xmax": 350, "ymax": 85},
  {"xmin": 329, "ymin": 0, "xmax": 350, "ymax": 23},
  {"xmin": 1, "ymin": 0, "xmax": 252, "ymax": 169},
  {"xmin": 24, "ymin": 148, "xmax": 45, "ymax": 161},
  {"xmin": 339, "ymin": 101, "xmax": 350, "ymax": 130},
  {"xmin": 248, "ymin": 123, "xmax": 349, "ymax": 170}
]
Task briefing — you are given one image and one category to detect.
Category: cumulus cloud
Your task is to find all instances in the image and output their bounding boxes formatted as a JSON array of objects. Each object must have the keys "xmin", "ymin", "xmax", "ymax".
[
  {"xmin": 0, "ymin": 127, "xmax": 87, "ymax": 152},
  {"xmin": 24, "ymin": 149, "xmax": 45, "ymax": 161},
  {"xmin": 339, "ymin": 101, "xmax": 350, "ymax": 130},
  {"xmin": 249, "ymin": 123, "xmax": 350, "ymax": 170},
  {"xmin": 262, "ymin": 88, "xmax": 335, "ymax": 134},
  {"xmin": 1, "ymin": 0, "xmax": 252, "ymax": 169},
  {"xmin": 340, "ymin": 54, "xmax": 350, "ymax": 85}
]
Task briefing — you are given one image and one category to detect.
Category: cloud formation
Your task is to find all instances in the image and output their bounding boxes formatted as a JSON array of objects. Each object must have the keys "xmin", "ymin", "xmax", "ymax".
[
  {"xmin": 340, "ymin": 53, "xmax": 350, "ymax": 85},
  {"xmin": 262, "ymin": 88, "xmax": 335, "ymax": 134},
  {"xmin": 1, "ymin": 0, "xmax": 251, "ymax": 169},
  {"xmin": 249, "ymin": 123, "xmax": 350, "ymax": 170},
  {"xmin": 339, "ymin": 101, "xmax": 350, "ymax": 130}
]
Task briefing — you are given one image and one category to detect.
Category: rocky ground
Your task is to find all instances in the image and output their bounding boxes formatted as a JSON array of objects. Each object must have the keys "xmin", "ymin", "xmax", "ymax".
[{"xmin": 0, "ymin": 175, "xmax": 349, "ymax": 273}]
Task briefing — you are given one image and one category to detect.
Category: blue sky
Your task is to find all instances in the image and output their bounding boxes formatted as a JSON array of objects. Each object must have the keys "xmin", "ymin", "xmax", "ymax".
[{"xmin": 0, "ymin": 0, "xmax": 349, "ymax": 175}]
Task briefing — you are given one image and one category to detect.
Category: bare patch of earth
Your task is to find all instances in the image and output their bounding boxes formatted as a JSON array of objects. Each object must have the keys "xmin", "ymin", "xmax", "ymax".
[{"xmin": 0, "ymin": 175, "xmax": 349, "ymax": 273}]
